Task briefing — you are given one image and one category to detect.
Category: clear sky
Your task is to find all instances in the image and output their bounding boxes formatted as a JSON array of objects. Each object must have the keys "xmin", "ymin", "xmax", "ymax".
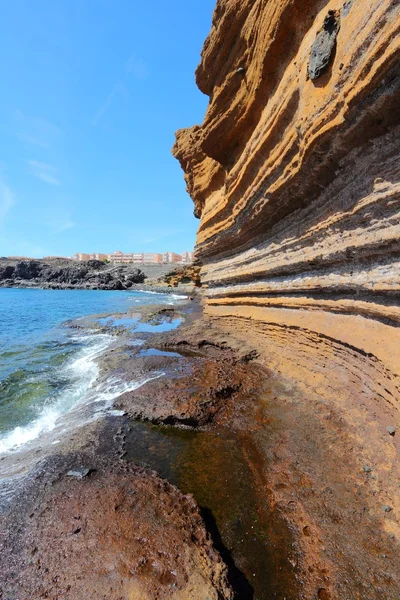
[{"xmin": 0, "ymin": 0, "xmax": 216, "ymax": 258}]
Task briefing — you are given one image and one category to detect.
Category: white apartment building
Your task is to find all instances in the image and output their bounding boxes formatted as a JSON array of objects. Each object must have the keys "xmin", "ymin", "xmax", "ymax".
[{"xmin": 108, "ymin": 251, "xmax": 163, "ymax": 264}]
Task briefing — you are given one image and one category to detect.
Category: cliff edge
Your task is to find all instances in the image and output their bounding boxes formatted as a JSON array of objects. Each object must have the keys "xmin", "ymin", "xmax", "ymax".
[
  {"xmin": 173, "ymin": 1, "xmax": 400, "ymax": 597},
  {"xmin": 173, "ymin": 0, "xmax": 400, "ymax": 392}
]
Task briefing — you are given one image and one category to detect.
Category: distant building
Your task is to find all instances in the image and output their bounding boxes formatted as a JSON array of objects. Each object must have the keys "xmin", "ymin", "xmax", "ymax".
[
  {"xmin": 75, "ymin": 250, "xmax": 190, "ymax": 265},
  {"xmin": 108, "ymin": 251, "xmax": 143, "ymax": 264},
  {"xmin": 143, "ymin": 253, "xmax": 163, "ymax": 263},
  {"xmin": 92, "ymin": 253, "xmax": 108, "ymax": 261},
  {"xmin": 74, "ymin": 253, "xmax": 91, "ymax": 262},
  {"xmin": 162, "ymin": 252, "xmax": 182, "ymax": 264},
  {"xmin": 108, "ymin": 251, "xmax": 134, "ymax": 264},
  {"xmin": 74, "ymin": 253, "xmax": 108, "ymax": 262},
  {"xmin": 181, "ymin": 251, "xmax": 194, "ymax": 263},
  {"xmin": 108, "ymin": 251, "xmax": 164, "ymax": 264}
]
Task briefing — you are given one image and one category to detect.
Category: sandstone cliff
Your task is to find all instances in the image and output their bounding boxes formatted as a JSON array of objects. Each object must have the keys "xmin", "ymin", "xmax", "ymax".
[
  {"xmin": 173, "ymin": 1, "xmax": 400, "ymax": 597},
  {"xmin": 174, "ymin": 0, "xmax": 400, "ymax": 377}
]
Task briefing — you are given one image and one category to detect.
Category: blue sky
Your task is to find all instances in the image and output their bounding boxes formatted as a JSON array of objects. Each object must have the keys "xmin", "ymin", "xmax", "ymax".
[{"xmin": 0, "ymin": 0, "xmax": 215, "ymax": 257}]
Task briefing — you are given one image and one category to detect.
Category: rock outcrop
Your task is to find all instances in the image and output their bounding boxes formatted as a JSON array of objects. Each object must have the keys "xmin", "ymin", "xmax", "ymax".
[
  {"xmin": 159, "ymin": 264, "xmax": 202, "ymax": 289},
  {"xmin": 173, "ymin": 0, "xmax": 400, "ymax": 373},
  {"xmin": 0, "ymin": 259, "xmax": 146, "ymax": 290},
  {"xmin": 1, "ymin": 449, "xmax": 233, "ymax": 600},
  {"xmin": 173, "ymin": 1, "xmax": 400, "ymax": 597}
]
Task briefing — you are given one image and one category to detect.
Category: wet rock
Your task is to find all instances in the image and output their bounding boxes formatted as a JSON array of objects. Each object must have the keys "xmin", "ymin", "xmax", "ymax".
[
  {"xmin": 2, "ymin": 453, "xmax": 234, "ymax": 599},
  {"xmin": 386, "ymin": 426, "xmax": 396, "ymax": 436},
  {"xmin": 115, "ymin": 340, "xmax": 262, "ymax": 428},
  {"xmin": 308, "ymin": 11, "xmax": 340, "ymax": 80}
]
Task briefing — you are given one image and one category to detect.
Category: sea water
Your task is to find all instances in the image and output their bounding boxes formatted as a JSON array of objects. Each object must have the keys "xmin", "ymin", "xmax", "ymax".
[{"xmin": 0, "ymin": 287, "xmax": 176, "ymax": 456}]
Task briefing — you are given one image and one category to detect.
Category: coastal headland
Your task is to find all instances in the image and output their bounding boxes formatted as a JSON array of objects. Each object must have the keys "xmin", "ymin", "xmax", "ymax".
[
  {"xmin": 0, "ymin": 257, "xmax": 196, "ymax": 292},
  {"xmin": 1, "ymin": 0, "xmax": 400, "ymax": 598}
]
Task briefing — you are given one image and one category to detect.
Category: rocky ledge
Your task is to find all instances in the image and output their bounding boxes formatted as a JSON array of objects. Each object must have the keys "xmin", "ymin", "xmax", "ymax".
[{"xmin": 0, "ymin": 439, "xmax": 233, "ymax": 600}]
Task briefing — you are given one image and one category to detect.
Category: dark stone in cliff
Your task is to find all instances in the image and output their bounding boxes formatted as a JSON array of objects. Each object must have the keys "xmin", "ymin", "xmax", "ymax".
[{"xmin": 308, "ymin": 11, "xmax": 340, "ymax": 80}]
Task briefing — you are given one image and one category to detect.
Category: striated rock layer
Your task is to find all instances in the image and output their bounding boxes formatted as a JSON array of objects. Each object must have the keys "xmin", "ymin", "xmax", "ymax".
[
  {"xmin": 173, "ymin": 0, "xmax": 400, "ymax": 371},
  {"xmin": 174, "ymin": 1, "xmax": 400, "ymax": 596}
]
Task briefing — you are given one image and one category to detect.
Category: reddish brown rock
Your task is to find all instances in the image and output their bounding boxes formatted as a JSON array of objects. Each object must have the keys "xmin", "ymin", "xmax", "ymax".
[
  {"xmin": 0, "ymin": 451, "xmax": 233, "ymax": 600},
  {"xmin": 115, "ymin": 339, "xmax": 261, "ymax": 427}
]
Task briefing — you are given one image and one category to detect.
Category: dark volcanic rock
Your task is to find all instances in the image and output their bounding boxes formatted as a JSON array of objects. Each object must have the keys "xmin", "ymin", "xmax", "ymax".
[
  {"xmin": 13, "ymin": 260, "xmax": 42, "ymax": 280},
  {"xmin": 0, "ymin": 449, "xmax": 233, "ymax": 600},
  {"xmin": 0, "ymin": 264, "xmax": 15, "ymax": 279},
  {"xmin": 308, "ymin": 11, "xmax": 340, "ymax": 80},
  {"xmin": 0, "ymin": 260, "xmax": 147, "ymax": 291}
]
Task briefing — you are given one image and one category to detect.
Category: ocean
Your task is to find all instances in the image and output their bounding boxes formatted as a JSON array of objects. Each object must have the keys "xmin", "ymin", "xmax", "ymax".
[{"xmin": 0, "ymin": 287, "xmax": 178, "ymax": 457}]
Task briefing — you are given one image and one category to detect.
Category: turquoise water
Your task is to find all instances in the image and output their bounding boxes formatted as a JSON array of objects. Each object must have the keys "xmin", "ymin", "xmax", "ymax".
[{"xmin": 0, "ymin": 288, "xmax": 175, "ymax": 454}]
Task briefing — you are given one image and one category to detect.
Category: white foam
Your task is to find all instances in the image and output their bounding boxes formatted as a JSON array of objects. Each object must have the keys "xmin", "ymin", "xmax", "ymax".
[
  {"xmin": 109, "ymin": 409, "xmax": 126, "ymax": 417},
  {"xmin": 135, "ymin": 289, "xmax": 187, "ymax": 300},
  {"xmin": 135, "ymin": 289, "xmax": 160, "ymax": 295},
  {"xmin": 0, "ymin": 405, "xmax": 61, "ymax": 452},
  {"xmin": 0, "ymin": 334, "xmax": 112, "ymax": 454},
  {"xmin": 0, "ymin": 328, "xmax": 164, "ymax": 455}
]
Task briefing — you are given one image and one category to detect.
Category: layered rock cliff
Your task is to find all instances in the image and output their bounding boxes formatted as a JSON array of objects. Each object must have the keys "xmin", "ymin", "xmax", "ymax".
[
  {"xmin": 174, "ymin": 2, "xmax": 400, "ymax": 596},
  {"xmin": 173, "ymin": 0, "xmax": 400, "ymax": 374}
]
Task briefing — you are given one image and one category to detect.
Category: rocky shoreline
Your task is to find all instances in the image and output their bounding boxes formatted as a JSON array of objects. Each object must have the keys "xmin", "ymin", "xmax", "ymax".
[
  {"xmin": 1, "ymin": 427, "xmax": 234, "ymax": 600},
  {"xmin": 2, "ymin": 297, "xmax": 400, "ymax": 598},
  {"xmin": 0, "ymin": 258, "xmax": 194, "ymax": 292},
  {"xmin": 0, "ymin": 299, "xmax": 250, "ymax": 599}
]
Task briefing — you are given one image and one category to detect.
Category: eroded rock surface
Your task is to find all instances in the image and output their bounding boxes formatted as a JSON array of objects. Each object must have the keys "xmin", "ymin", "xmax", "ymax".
[
  {"xmin": 0, "ymin": 446, "xmax": 233, "ymax": 600},
  {"xmin": 173, "ymin": 1, "xmax": 400, "ymax": 597},
  {"xmin": 173, "ymin": 0, "xmax": 400, "ymax": 336}
]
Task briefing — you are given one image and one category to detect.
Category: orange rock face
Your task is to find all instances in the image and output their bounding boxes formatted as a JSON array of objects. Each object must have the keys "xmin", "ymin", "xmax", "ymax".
[
  {"xmin": 173, "ymin": 0, "xmax": 400, "ymax": 373},
  {"xmin": 173, "ymin": 5, "xmax": 400, "ymax": 594}
]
